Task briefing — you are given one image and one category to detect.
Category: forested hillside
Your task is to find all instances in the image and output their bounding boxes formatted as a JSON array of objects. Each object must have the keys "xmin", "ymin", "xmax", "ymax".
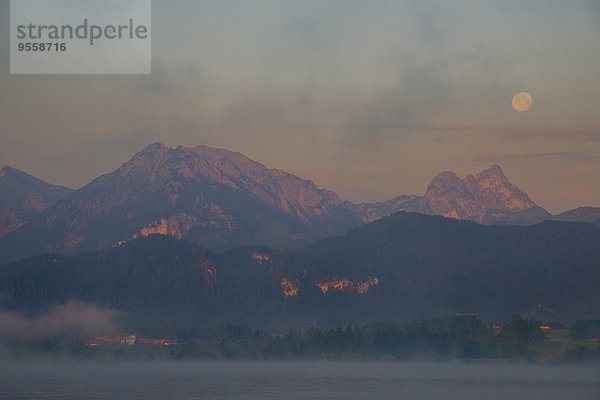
[{"xmin": 1, "ymin": 212, "xmax": 599, "ymax": 328}]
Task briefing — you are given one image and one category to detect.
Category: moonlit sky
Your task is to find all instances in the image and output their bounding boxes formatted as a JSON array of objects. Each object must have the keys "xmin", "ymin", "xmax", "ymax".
[{"xmin": 1, "ymin": 0, "xmax": 599, "ymax": 213}]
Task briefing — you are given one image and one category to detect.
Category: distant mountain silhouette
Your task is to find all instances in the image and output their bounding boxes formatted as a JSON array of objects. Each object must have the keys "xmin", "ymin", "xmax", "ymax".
[
  {"xmin": 0, "ymin": 166, "xmax": 73, "ymax": 237},
  {"xmin": 553, "ymin": 207, "xmax": 600, "ymax": 227},
  {"xmin": 1, "ymin": 212, "xmax": 598, "ymax": 328},
  {"xmin": 0, "ymin": 143, "xmax": 598, "ymax": 262}
]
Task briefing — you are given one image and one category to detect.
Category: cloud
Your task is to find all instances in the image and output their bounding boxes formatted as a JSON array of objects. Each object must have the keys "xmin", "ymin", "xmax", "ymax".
[
  {"xmin": 0, "ymin": 0, "xmax": 599, "ymax": 212},
  {"xmin": 0, "ymin": 300, "xmax": 121, "ymax": 342}
]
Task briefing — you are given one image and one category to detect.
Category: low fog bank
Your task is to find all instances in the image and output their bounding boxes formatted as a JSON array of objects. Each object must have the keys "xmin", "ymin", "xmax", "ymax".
[{"xmin": 0, "ymin": 300, "xmax": 121, "ymax": 342}]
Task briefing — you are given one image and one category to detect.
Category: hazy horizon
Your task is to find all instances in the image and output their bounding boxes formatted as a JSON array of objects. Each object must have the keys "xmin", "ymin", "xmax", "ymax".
[{"xmin": 1, "ymin": 0, "xmax": 599, "ymax": 213}]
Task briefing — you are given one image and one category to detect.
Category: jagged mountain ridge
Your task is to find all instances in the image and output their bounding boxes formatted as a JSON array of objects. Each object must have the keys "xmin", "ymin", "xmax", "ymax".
[
  {"xmin": 1, "ymin": 143, "xmax": 598, "ymax": 262},
  {"xmin": 0, "ymin": 143, "xmax": 360, "ymax": 260},
  {"xmin": 0, "ymin": 166, "xmax": 73, "ymax": 237},
  {"xmin": 352, "ymin": 165, "xmax": 551, "ymax": 224}
]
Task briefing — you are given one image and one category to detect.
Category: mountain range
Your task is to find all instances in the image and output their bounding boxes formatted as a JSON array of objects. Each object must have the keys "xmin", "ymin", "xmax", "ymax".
[
  {"xmin": 1, "ymin": 213, "xmax": 598, "ymax": 328},
  {"xmin": 0, "ymin": 166, "xmax": 73, "ymax": 238},
  {"xmin": 347, "ymin": 164, "xmax": 552, "ymax": 224},
  {"xmin": 0, "ymin": 143, "xmax": 598, "ymax": 262}
]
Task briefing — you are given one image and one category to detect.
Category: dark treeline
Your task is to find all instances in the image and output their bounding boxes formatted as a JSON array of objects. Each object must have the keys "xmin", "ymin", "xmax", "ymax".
[
  {"xmin": 570, "ymin": 319, "xmax": 600, "ymax": 340},
  {"xmin": 5, "ymin": 316, "xmax": 598, "ymax": 362}
]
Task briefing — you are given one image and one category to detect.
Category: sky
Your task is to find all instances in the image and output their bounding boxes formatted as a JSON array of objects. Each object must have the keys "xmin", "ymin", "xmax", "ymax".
[{"xmin": 1, "ymin": 0, "xmax": 599, "ymax": 213}]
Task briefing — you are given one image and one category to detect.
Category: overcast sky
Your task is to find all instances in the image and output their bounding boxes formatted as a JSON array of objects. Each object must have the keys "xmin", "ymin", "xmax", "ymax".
[{"xmin": 1, "ymin": 0, "xmax": 599, "ymax": 213}]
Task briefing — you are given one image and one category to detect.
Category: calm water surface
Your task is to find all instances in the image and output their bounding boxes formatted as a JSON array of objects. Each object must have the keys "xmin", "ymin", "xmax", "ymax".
[{"xmin": 1, "ymin": 361, "xmax": 598, "ymax": 400}]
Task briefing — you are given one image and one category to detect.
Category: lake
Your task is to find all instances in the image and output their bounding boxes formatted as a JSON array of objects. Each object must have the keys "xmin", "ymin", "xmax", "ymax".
[{"xmin": 1, "ymin": 361, "xmax": 598, "ymax": 399}]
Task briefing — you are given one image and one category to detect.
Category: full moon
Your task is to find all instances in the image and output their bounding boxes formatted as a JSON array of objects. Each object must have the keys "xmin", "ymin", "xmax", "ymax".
[{"xmin": 512, "ymin": 92, "xmax": 533, "ymax": 112}]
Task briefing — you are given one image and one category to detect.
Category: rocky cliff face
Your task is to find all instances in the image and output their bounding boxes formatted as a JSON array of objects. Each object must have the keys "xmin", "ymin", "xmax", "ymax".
[
  {"xmin": 353, "ymin": 165, "xmax": 550, "ymax": 224},
  {"xmin": 423, "ymin": 165, "xmax": 548, "ymax": 223},
  {"xmin": 0, "ymin": 166, "xmax": 73, "ymax": 237},
  {"xmin": 163, "ymin": 144, "xmax": 350, "ymax": 228},
  {"xmin": 0, "ymin": 143, "xmax": 359, "ymax": 259}
]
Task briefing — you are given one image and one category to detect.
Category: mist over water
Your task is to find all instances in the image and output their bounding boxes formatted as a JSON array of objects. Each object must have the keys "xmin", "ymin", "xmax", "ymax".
[
  {"xmin": 1, "ymin": 361, "xmax": 598, "ymax": 400},
  {"xmin": 0, "ymin": 301, "xmax": 120, "ymax": 342}
]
